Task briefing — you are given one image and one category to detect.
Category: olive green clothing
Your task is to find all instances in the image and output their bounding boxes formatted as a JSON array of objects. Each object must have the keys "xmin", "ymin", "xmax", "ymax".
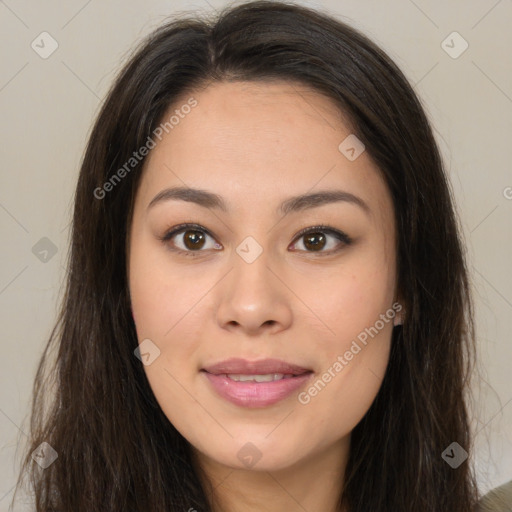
[{"xmin": 478, "ymin": 480, "xmax": 512, "ymax": 512}]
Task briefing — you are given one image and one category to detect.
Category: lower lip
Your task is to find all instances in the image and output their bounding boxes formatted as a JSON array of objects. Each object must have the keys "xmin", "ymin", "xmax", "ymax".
[{"xmin": 201, "ymin": 371, "xmax": 313, "ymax": 408}]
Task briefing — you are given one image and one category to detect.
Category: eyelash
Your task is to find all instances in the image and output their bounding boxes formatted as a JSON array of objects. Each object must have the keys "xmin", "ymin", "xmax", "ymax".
[{"xmin": 157, "ymin": 223, "xmax": 353, "ymax": 258}]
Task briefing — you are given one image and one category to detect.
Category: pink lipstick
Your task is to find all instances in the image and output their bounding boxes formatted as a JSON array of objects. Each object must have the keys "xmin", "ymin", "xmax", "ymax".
[{"xmin": 201, "ymin": 358, "xmax": 314, "ymax": 408}]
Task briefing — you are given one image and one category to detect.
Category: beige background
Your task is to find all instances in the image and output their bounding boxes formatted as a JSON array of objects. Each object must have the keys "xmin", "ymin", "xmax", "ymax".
[{"xmin": 1, "ymin": 0, "xmax": 511, "ymax": 509}]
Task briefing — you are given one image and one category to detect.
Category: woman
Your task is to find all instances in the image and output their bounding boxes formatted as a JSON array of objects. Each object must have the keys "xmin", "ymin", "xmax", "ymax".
[{"xmin": 12, "ymin": 1, "xmax": 486, "ymax": 510}]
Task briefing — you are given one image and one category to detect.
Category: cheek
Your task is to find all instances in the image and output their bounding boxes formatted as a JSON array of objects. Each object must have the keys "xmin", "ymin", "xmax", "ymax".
[
  {"xmin": 297, "ymin": 249, "xmax": 395, "ymax": 411},
  {"xmin": 128, "ymin": 240, "xmax": 209, "ymax": 382},
  {"xmin": 129, "ymin": 238, "xmax": 192, "ymax": 336},
  {"xmin": 302, "ymin": 257, "xmax": 394, "ymax": 346},
  {"xmin": 294, "ymin": 270, "xmax": 394, "ymax": 436},
  {"xmin": 129, "ymin": 245, "xmax": 207, "ymax": 430}
]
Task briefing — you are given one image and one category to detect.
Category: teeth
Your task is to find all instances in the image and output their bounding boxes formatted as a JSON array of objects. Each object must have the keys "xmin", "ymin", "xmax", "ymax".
[{"xmin": 226, "ymin": 373, "xmax": 293, "ymax": 382}]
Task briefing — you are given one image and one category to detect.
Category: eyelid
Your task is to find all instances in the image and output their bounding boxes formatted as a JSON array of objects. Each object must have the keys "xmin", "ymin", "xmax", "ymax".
[
  {"xmin": 158, "ymin": 223, "xmax": 215, "ymax": 243},
  {"xmin": 157, "ymin": 223, "xmax": 220, "ymax": 256},
  {"xmin": 293, "ymin": 224, "xmax": 352, "ymax": 246},
  {"xmin": 158, "ymin": 222, "xmax": 352, "ymax": 256}
]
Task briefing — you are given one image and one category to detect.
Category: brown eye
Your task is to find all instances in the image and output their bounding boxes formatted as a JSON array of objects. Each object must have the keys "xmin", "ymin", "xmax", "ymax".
[
  {"xmin": 302, "ymin": 231, "xmax": 327, "ymax": 251},
  {"xmin": 159, "ymin": 223, "xmax": 352, "ymax": 258},
  {"xmin": 182, "ymin": 229, "xmax": 206, "ymax": 250},
  {"xmin": 291, "ymin": 226, "xmax": 352, "ymax": 255},
  {"xmin": 159, "ymin": 223, "xmax": 221, "ymax": 256}
]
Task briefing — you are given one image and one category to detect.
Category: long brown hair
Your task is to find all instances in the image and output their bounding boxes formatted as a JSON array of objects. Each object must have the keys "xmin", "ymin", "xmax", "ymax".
[{"xmin": 12, "ymin": 1, "xmax": 481, "ymax": 510}]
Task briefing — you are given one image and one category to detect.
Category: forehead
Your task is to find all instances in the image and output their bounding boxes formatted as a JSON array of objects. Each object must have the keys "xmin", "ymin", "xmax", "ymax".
[{"xmin": 136, "ymin": 80, "xmax": 393, "ymax": 223}]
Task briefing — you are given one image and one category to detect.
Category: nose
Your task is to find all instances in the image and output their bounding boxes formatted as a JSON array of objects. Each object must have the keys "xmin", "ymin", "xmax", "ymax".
[{"xmin": 215, "ymin": 253, "xmax": 293, "ymax": 336}]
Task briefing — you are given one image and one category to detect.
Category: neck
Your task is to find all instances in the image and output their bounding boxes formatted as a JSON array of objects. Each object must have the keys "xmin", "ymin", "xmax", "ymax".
[{"xmin": 191, "ymin": 435, "xmax": 350, "ymax": 512}]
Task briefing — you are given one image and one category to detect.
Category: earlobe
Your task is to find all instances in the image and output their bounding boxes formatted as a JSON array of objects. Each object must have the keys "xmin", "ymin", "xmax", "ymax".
[{"xmin": 393, "ymin": 306, "xmax": 404, "ymax": 326}]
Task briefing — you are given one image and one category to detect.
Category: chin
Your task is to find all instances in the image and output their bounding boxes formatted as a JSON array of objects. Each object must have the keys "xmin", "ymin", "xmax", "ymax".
[{"xmin": 202, "ymin": 433, "xmax": 309, "ymax": 473}]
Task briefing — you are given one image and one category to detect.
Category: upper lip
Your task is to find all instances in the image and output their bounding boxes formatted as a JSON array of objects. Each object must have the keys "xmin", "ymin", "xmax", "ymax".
[{"xmin": 202, "ymin": 358, "xmax": 313, "ymax": 376}]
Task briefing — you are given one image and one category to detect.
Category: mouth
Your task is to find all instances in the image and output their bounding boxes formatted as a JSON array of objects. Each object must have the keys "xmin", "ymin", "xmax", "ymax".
[
  {"xmin": 200, "ymin": 358, "xmax": 314, "ymax": 407},
  {"xmin": 202, "ymin": 357, "xmax": 313, "ymax": 376},
  {"xmin": 204, "ymin": 372, "xmax": 307, "ymax": 382}
]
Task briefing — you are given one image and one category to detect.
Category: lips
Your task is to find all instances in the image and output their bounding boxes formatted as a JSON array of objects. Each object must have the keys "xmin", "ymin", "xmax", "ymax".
[
  {"xmin": 201, "ymin": 358, "xmax": 314, "ymax": 407},
  {"xmin": 202, "ymin": 357, "xmax": 312, "ymax": 376}
]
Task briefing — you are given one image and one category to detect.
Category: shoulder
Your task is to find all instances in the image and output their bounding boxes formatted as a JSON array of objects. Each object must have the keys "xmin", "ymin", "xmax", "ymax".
[{"xmin": 477, "ymin": 479, "xmax": 512, "ymax": 512}]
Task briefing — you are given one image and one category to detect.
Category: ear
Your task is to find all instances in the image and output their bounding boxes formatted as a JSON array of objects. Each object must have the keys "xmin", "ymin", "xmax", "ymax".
[
  {"xmin": 393, "ymin": 307, "xmax": 404, "ymax": 326},
  {"xmin": 392, "ymin": 291, "xmax": 405, "ymax": 326},
  {"xmin": 393, "ymin": 299, "xmax": 405, "ymax": 326}
]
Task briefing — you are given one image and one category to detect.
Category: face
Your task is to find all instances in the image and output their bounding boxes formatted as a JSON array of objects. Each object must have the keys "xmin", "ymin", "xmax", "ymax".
[{"xmin": 127, "ymin": 80, "xmax": 399, "ymax": 474}]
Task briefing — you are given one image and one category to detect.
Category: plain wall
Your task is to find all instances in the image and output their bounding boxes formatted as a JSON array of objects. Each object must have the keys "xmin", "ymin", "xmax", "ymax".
[{"xmin": 1, "ymin": 0, "xmax": 511, "ymax": 509}]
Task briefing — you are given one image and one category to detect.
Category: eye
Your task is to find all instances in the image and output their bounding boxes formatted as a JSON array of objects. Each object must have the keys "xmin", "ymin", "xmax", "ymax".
[
  {"xmin": 290, "ymin": 225, "xmax": 352, "ymax": 255},
  {"xmin": 158, "ymin": 223, "xmax": 352, "ymax": 257},
  {"xmin": 158, "ymin": 223, "xmax": 221, "ymax": 257}
]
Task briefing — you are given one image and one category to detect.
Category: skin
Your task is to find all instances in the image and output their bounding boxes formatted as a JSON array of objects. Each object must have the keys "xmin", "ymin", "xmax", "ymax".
[{"xmin": 127, "ymin": 80, "xmax": 400, "ymax": 512}]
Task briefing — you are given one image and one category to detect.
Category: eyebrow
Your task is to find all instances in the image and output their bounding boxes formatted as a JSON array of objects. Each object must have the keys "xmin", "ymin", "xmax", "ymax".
[{"xmin": 147, "ymin": 186, "xmax": 370, "ymax": 216}]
